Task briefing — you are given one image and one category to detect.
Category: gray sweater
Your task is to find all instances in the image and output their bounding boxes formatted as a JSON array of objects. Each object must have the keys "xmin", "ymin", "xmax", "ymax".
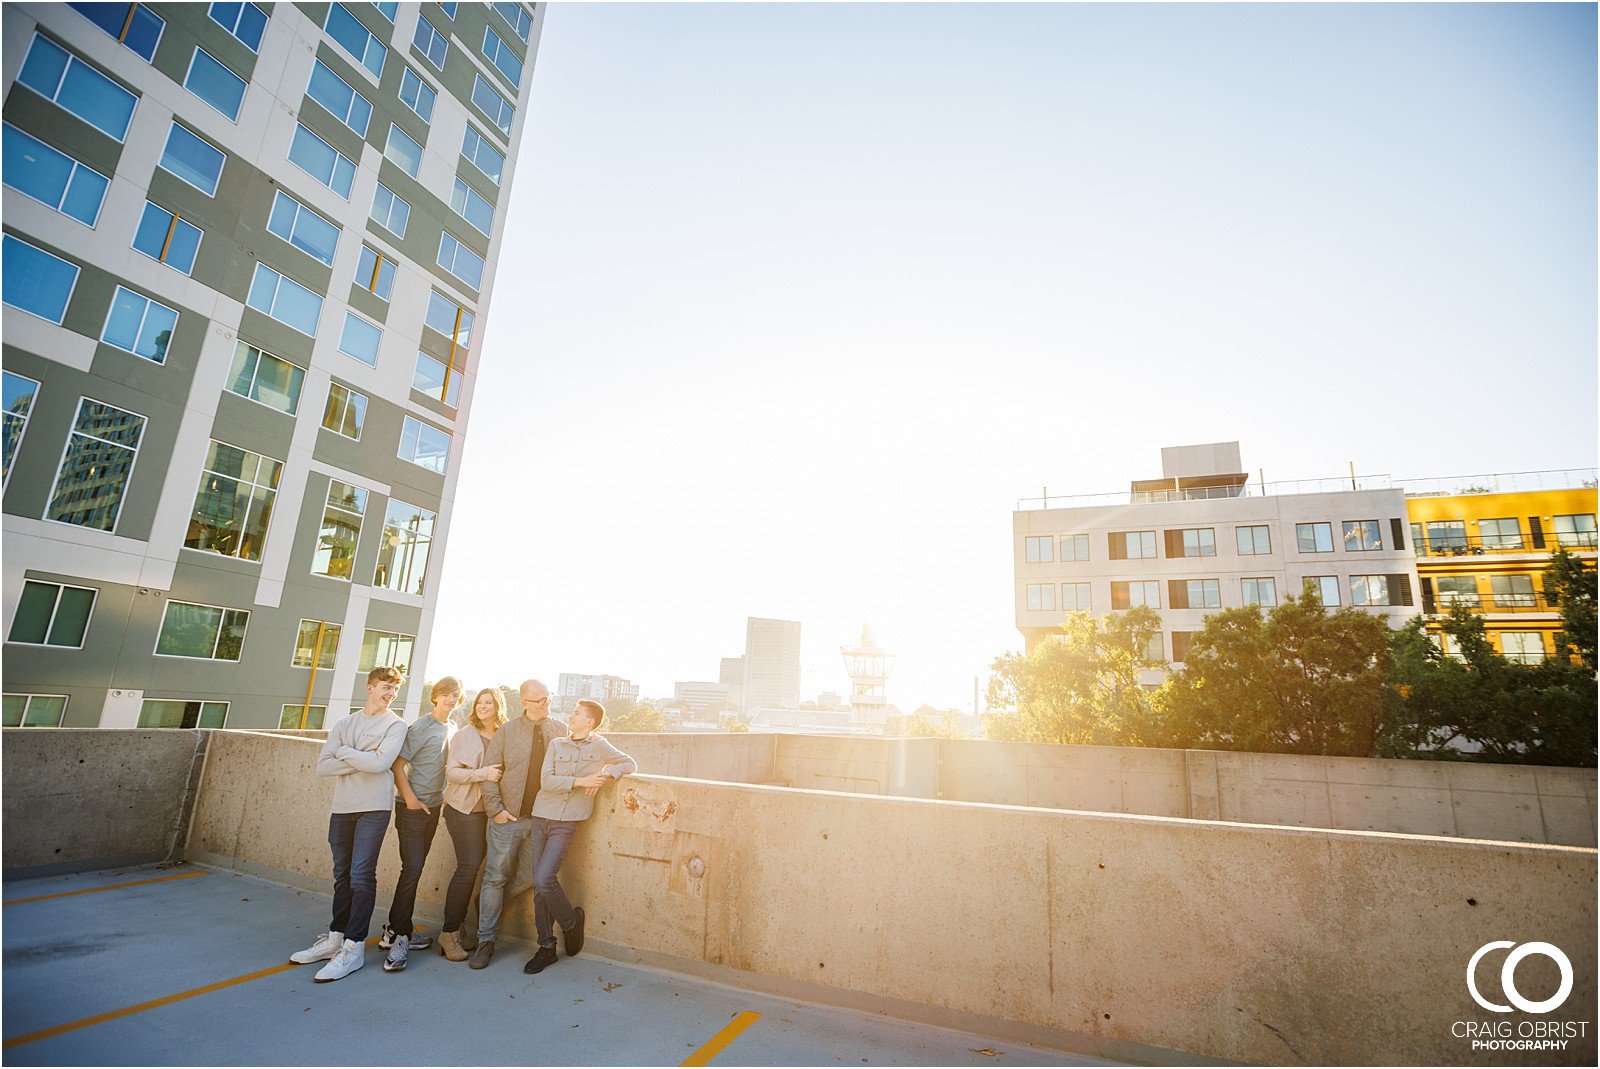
[{"xmin": 316, "ymin": 708, "xmax": 408, "ymax": 813}]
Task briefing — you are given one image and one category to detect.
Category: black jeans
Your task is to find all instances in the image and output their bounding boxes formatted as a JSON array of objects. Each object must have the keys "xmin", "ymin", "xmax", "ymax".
[
  {"xmin": 441, "ymin": 806, "xmax": 487, "ymax": 934},
  {"xmin": 329, "ymin": 810, "xmax": 389, "ymax": 942},
  {"xmin": 385, "ymin": 801, "xmax": 441, "ymax": 937}
]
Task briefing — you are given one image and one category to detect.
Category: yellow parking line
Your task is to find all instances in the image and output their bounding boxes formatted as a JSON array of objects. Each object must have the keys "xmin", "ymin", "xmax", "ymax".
[
  {"xmin": 3, "ymin": 870, "xmax": 207, "ymax": 906},
  {"xmin": 2, "ymin": 928, "xmax": 420, "ymax": 1050},
  {"xmin": 682, "ymin": 1011, "xmax": 762, "ymax": 1066}
]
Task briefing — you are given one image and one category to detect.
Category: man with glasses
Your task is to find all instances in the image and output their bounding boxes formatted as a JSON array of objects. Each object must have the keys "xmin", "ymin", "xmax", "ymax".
[{"xmin": 469, "ymin": 678, "xmax": 567, "ymax": 969}]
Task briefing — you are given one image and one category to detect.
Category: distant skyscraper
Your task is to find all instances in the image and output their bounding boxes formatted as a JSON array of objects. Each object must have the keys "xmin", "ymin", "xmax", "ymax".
[
  {"xmin": 742, "ymin": 617, "xmax": 799, "ymax": 711},
  {"xmin": 719, "ymin": 655, "xmax": 744, "ymax": 708},
  {"xmin": 556, "ymin": 673, "xmax": 640, "ymax": 711}
]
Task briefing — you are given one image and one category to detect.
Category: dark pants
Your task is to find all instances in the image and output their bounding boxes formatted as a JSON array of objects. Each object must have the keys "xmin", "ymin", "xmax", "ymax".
[
  {"xmin": 529, "ymin": 817, "xmax": 580, "ymax": 949},
  {"xmin": 386, "ymin": 801, "xmax": 441, "ymax": 937},
  {"xmin": 329, "ymin": 810, "xmax": 389, "ymax": 942},
  {"xmin": 441, "ymin": 806, "xmax": 487, "ymax": 934}
]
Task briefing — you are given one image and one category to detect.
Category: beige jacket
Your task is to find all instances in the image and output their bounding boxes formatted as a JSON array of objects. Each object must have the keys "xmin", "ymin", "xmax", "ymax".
[{"xmin": 443, "ymin": 725, "xmax": 499, "ymax": 814}]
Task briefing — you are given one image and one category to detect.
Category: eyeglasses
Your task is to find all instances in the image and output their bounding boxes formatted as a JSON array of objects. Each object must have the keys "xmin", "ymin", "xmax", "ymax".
[{"xmin": 525, "ymin": 697, "xmax": 549, "ymax": 704}]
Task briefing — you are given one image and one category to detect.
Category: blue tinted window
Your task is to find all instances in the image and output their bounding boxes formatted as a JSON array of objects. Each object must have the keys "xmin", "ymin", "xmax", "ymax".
[
  {"xmin": 492, "ymin": 2, "xmax": 531, "ymax": 42},
  {"xmin": 437, "ymin": 232, "xmax": 484, "ymax": 289},
  {"xmin": 461, "ymin": 126, "xmax": 504, "ymax": 185},
  {"xmin": 471, "ymin": 75, "xmax": 513, "ymax": 136},
  {"xmin": 412, "ymin": 18, "xmax": 448, "ymax": 70},
  {"xmin": 399, "ymin": 68, "xmax": 436, "ymax": 123},
  {"xmin": 338, "ymin": 311, "xmax": 382, "ymax": 365},
  {"xmin": 450, "ymin": 178, "xmax": 494, "ymax": 236},
  {"xmin": 267, "ymin": 191, "xmax": 340, "ymax": 266},
  {"xmin": 184, "ymin": 48, "xmax": 246, "ymax": 121},
  {"xmin": 102, "ymin": 286, "xmax": 179, "ymax": 363},
  {"xmin": 439, "ymin": 3, "xmax": 458, "ymax": 18},
  {"xmin": 325, "ymin": 4, "xmax": 386, "ymax": 77},
  {"xmin": 131, "ymin": 202, "xmax": 202, "ymax": 274},
  {"xmin": 248, "ymin": 264, "xmax": 323, "ymax": 336},
  {"xmin": 306, "ymin": 60, "xmax": 372, "ymax": 136},
  {"xmin": 384, "ymin": 124, "xmax": 423, "ymax": 178},
  {"xmin": 159, "ymin": 124, "xmax": 225, "ymax": 195},
  {"xmin": 209, "ymin": 2, "xmax": 268, "ymax": 51},
  {"xmin": 2, "ymin": 236, "xmax": 80, "ymax": 324},
  {"xmin": 373, "ymin": 2, "xmax": 398, "ymax": 20},
  {"xmin": 288, "ymin": 125, "xmax": 355, "ymax": 199},
  {"xmin": 356, "ymin": 246, "xmax": 396, "ymax": 300},
  {"xmin": 17, "ymin": 36, "xmax": 137, "ymax": 142},
  {"xmin": 2, "ymin": 124, "xmax": 110, "ymax": 226},
  {"xmin": 69, "ymin": 3, "xmax": 164, "ymax": 61},
  {"xmin": 481, "ymin": 27, "xmax": 522, "ymax": 86},
  {"xmin": 369, "ymin": 183, "xmax": 410, "ymax": 237}
]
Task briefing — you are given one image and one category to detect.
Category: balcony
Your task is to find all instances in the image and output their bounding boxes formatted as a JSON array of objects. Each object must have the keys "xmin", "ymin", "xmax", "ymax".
[
  {"xmin": 1414, "ymin": 532, "xmax": 1598, "ymax": 558},
  {"xmin": 1424, "ymin": 592, "xmax": 1559, "ymax": 614}
]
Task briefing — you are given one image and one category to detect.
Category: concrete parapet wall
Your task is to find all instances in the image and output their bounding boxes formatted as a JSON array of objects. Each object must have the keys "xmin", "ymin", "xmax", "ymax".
[
  {"xmin": 771, "ymin": 733, "xmax": 941, "ymax": 797},
  {"xmin": 606, "ymin": 732, "xmax": 777, "ymax": 785},
  {"xmin": 1, "ymin": 727, "xmax": 204, "ymax": 874}
]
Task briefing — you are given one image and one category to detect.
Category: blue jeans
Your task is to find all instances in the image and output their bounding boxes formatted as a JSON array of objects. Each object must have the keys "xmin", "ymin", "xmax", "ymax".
[
  {"xmin": 476, "ymin": 816, "xmax": 533, "ymax": 943},
  {"xmin": 328, "ymin": 810, "xmax": 389, "ymax": 942},
  {"xmin": 385, "ymin": 801, "xmax": 440, "ymax": 937},
  {"xmin": 530, "ymin": 817, "xmax": 580, "ymax": 949}
]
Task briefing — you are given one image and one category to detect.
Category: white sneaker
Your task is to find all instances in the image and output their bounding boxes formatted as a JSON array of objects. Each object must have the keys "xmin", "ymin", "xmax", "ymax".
[
  {"xmin": 314, "ymin": 939, "xmax": 365, "ymax": 983},
  {"xmin": 289, "ymin": 931, "xmax": 344, "ymax": 964},
  {"xmin": 382, "ymin": 934, "xmax": 410, "ymax": 972}
]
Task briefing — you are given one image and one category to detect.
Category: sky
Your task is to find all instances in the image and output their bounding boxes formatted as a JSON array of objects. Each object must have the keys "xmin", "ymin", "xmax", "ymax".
[{"xmin": 426, "ymin": 2, "xmax": 1598, "ymax": 710}]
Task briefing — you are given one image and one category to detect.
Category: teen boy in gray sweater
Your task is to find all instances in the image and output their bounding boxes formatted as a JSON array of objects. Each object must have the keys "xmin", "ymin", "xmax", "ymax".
[{"xmin": 289, "ymin": 666, "xmax": 409, "ymax": 982}]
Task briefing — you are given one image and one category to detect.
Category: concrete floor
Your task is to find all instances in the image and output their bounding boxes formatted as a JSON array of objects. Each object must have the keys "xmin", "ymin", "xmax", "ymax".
[{"xmin": 1, "ymin": 864, "xmax": 1123, "ymax": 1067}]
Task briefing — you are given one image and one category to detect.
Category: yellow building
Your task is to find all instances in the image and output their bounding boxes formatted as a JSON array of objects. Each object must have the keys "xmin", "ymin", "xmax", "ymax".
[{"xmin": 1405, "ymin": 475, "xmax": 1597, "ymax": 662}]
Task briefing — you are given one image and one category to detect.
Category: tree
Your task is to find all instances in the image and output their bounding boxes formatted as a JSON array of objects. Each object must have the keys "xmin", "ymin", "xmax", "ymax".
[
  {"xmin": 984, "ymin": 607, "xmax": 1163, "ymax": 746},
  {"xmin": 1544, "ymin": 548, "xmax": 1597, "ymax": 672},
  {"xmin": 718, "ymin": 715, "xmax": 750, "ymax": 733},
  {"xmin": 609, "ymin": 698, "xmax": 668, "ymax": 733},
  {"xmin": 1152, "ymin": 590, "xmax": 1391, "ymax": 757},
  {"xmin": 904, "ymin": 706, "xmax": 967, "ymax": 739}
]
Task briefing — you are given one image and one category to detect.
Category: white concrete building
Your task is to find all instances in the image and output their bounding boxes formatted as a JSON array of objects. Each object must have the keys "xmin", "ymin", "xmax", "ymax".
[{"xmin": 556, "ymin": 672, "xmax": 639, "ymax": 711}]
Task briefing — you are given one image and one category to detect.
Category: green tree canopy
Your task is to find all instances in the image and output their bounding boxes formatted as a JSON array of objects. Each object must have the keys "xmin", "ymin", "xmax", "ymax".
[{"xmin": 1544, "ymin": 548, "xmax": 1597, "ymax": 672}]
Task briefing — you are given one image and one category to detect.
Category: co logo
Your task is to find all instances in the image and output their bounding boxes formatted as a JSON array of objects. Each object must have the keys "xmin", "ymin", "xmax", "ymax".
[{"xmin": 1467, "ymin": 942, "xmax": 1574, "ymax": 1014}]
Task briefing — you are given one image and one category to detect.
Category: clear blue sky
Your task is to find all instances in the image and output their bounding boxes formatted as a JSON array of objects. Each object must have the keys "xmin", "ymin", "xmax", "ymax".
[{"xmin": 429, "ymin": 2, "xmax": 1597, "ymax": 710}]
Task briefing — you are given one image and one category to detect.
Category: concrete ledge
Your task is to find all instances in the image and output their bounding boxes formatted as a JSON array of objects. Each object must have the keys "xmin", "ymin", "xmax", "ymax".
[{"xmin": 3, "ymin": 850, "xmax": 168, "ymax": 881}]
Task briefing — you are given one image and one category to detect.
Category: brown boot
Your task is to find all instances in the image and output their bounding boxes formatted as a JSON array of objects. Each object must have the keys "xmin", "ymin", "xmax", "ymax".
[{"xmin": 438, "ymin": 929, "xmax": 468, "ymax": 962}]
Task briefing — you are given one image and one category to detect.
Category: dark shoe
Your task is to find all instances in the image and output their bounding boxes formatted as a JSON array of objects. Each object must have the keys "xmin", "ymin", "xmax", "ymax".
[
  {"xmin": 408, "ymin": 932, "xmax": 432, "ymax": 950},
  {"xmin": 522, "ymin": 945, "xmax": 558, "ymax": 974},
  {"xmin": 468, "ymin": 940, "xmax": 495, "ymax": 970},
  {"xmin": 562, "ymin": 907, "xmax": 585, "ymax": 957}
]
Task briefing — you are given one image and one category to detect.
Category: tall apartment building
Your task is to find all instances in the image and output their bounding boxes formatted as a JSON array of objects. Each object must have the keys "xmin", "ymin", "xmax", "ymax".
[
  {"xmin": 741, "ymin": 616, "xmax": 799, "ymax": 712},
  {"xmin": 555, "ymin": 673, "xmax": 640, "ymax": 712},
  {"xmin": 1, "ymin": 2, "xmax": 542, "ymax": 731},
  {"xmin": 718, "ymin": 654, "xmax": 743, "ymax": 708},
  {"xmin": 1013, "ymin": 443, "xmax": 1420, "ymax": 676}
]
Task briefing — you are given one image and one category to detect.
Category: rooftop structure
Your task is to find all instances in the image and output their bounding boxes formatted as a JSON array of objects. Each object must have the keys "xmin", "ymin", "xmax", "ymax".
[{"xmin": 839, "ymin": 623, "xmax": 894, "ymax": 724}]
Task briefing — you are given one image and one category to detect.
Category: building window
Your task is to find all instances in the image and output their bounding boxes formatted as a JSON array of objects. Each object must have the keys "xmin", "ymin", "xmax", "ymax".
[
  {"xmin": 1110, "ymin": 580, "xmax": 1160, "ymax": 609},
  {"xmin": 324, "ymin": 3, "xmax": 387, "ymax": 77},
  {"xmin": 384, "ymin": 123, "xmax": 424, "ymax": 178},
  {"xmin": 1479, "ymin": 517, "xmax": 1523, "ymax": 550},
  {"xmin": 424, "ymin": 291, "xmax": 475, "ymax": 351},
  {"xmin": 370, "ymin": 182, "xmax": 411, "ymax": 237},
  {"xmin": 1424, "ymin": 520, "xmax": 1467, "ymax": 554},
  {"xmin": 209, "ymin": 2, "xmax": 268, "ymax": 51},
  {"xmin": 355, "ymin": 246, "xmax": 397, "ymax": 300},
  {"xmin": 462, "ymin": 125, "xmax": 505, "ymax": 185},
  {"xmin": 281, "ymin": 704, "xmax": 327, "ymax": 729},
  {"xmin": 1168, "ymin": 631, "xmax": 1193, "ymax": 663},
  {"xmin": 374, "ymin": 499, "xmax": 436, "ymax": 595},
  {"xmin": 2, "ymin": 124, "xmax": 110, "ymax": 226},
  {"xmin": 439, "ymin": 2, "xmax": 459, "ymax": 17},
  {"xmin": 413, "ymin": 350, "xmax": 461, "ymax": 407},
  {"xmin": 359, "ymin": 629, "xmax": 415, "ymax": 673},
  {"xmin": 266, "ymin": 190, "xmax": 340, "ymax": 267},
  {"xmin": 1305, "ymin": 576, "xmax": 1340, "ymax": 607},
  {"xmin": 159, "ymin": 123, "xmax": 226, "ymax": 196},
  {"xmin": 1109, "ymin": 531, "xmax": 1157, "ymax": 560},
  {"xmin": 1296, "ymin": 522, "xmax": 1335, "ymax": 553},
  {"xmin": 225, "ymin": 341, "xmax": 304, "ymax": 415},
  {"xmin": 399, "ymin": 66, "xmax": 437, "ymax": 122},
  {"xmin": 3, "ymin": 693, "xmax": 68, "ymax": 727},
  {"xmin": 1552, "ymin": 514, "xmax": 1597, "ymax": 548},
  {"xmin": 1500, "ymin": 632, "xmax": 1546, "ymax": 665},
  {"xmin": 1060, "ymin": 582, "xmax": 1091, "ymax": 611},
  {"xmin": 338, "ymin": 311, "xmax": 382, "ymax": 365},
  {"xmin": 493, "ymin": 2, "xmax": 533, "ymax": 41},
  {"xmin": 1167, "ymin": 528, "xmax": 1215, "ymax": 558},
  {"xmin": 1342, "ymin": 520, "xmax": 1383, "ymax": 552},
  {"xmin": 1058, "ymin": 533, "xmax": 1089, "ymax": 561},
  {"xmin": 2, "ymin": 236, "xmax": 80, "ymax": 324},
  {"xmin": 155, "ymin": 600, "xmax": 248, "ymax": 660},
  {"xmin": 69, "ymin": 3, "xmax": 165, "ymax": 61},
  {"xmin": 7, "ymin": 580, "xmax": 97, "ymax": 648},
  {"xmin": 398, "ymin": 416, "xmax": 450, "ymax": 474},
  {"xmin": 1235, "ymin": 525, "xmax": 1271, "ymax": 555},
  {"xmin": 185, "ymin": 440, "xmax": 282, "ymax": 561},
  {"xmin": 437, "ymin": 231, "xmax": 485, "ymax": 289},
  {"xmin": 1025, "ymin": 583, "xmax": 1055, "ymax": 612},
  {"xmin": 1349, "ymin": 575, "xmax": 1391, "ymax": 607},
  {"xmin": 3, "ymin": 372, "xmax": 40, "ymax": 487},
  {"xmin": 322, "ymin": 382, "xmax": 367, "ymax": 440},
  {"xmin": 138, "ymin": 699, "xmax": 229, "ymax": 728},
  {"xmin": 312, "ymin": 481, "xmax": 366, "ymax": 579},
  {"xmin": 412, "ymin": 16, "xmax": 449, "ymax": 70},
  {"xmin": 1435, "ymin": 576, "xmax": 1480, "ymax": 607},
  {"xmin": 481, "ymin": 26, "xmax": 523, "ymax": 85},
  {"xmin": 1490, "ymin": 574, "xmax": 1537, "ymax": 608},
  {"xmin": 1166, "ymin": 578, "xmax": 1220, "ymax": 610},
  {"xmin": 101, "ymin": 286, "xmax": 178, "ymax": 364},
  {"xmin": 131, "ymin": 202, "xmax": 202, "ymax": 274},
  {"xmin": 1024, "ymin": 535, "xmax": 1053, "ymax": 563},
  {"xmin": 372, "ymin": 2, "xmax": 398, "ymax": 21},
  {"xmin": 247, "ymin": 264, "xmax": 323, "ymax": 336},
  {"xmin": 16, "ymin": 35, "xmax": 137, "ymax": 141},
  {"xmin": 306, "ymin": 59, "xmax": 373, "ymax": 136},
  {"xmin": 47, "ymin": 398, "xmax": 145, "ymax": 531},
  {"xmin": 289, "ymin": 124, "xmax": 355, "ymax": 198},
  {"xmin": 1240, "ymin": 577, "xmax": 1277, "ymax": 608},
  {"xmin": 184, "ymin": 48, "xmax": 246, "ymax": 121},
  {"xmin": 471, "ymin": 75, "xmax": 514, "ymax": 136},
  {"xmin": 450, "ymin": 178, "xmax": 494, "ymax": 237},
  {"xmin": 294, "ymin": 617, "xmax": 344, "ymax": 668}
]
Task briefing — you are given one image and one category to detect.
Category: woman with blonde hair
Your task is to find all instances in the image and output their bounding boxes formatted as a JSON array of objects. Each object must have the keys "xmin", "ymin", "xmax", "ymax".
[{"xmin": 437, "ymin": 687, "xmax": 506, "ymax": 961}]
